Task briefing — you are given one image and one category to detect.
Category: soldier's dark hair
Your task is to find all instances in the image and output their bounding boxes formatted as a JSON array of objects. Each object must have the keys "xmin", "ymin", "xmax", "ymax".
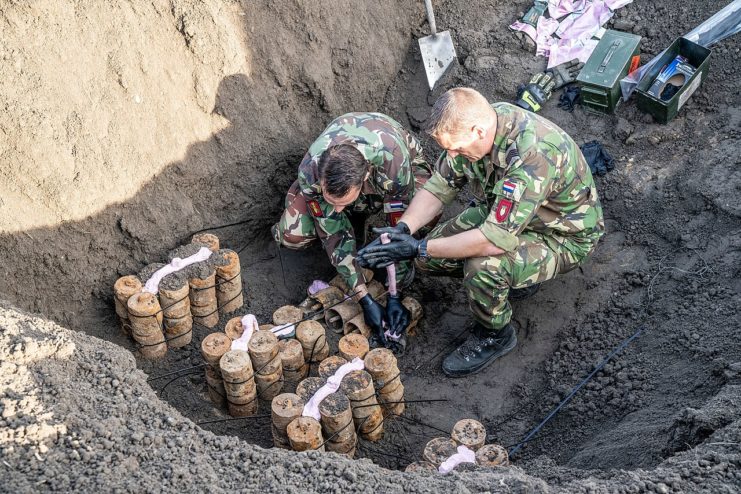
[{"xmin": 318, "ymin": 144, "xmax": 369, "ymax": 198}]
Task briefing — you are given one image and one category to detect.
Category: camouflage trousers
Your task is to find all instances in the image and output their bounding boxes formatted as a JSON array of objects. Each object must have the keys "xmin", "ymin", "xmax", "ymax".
[
  {"xmin": 273, "ymin": 166, "xmax": 434, "ymax": 286},
  {"xmin": 416, "ymin": 204, "xmax": 597, "ymax": 331}
]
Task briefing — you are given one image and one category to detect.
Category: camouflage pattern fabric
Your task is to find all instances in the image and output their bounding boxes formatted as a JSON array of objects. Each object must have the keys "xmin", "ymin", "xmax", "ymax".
[
  {"xmin": 273, "ymin": 112, "xmax": 431, "ymax": 290},
  {"xmin": 420, "ymin": 102, "xmax": 605, "ymax": 330}
]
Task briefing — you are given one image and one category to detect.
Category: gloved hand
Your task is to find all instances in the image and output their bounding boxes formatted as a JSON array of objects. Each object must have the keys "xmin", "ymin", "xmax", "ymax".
[
  {"xmin": 357, "ymin": 233, "xmax": 422, "ymax": 268},
  {"xmin": 515, "ymin": 72, "xmax": 556, "ymax": 113},
  {"xmin": 359, "ymin": 294, "xmax": 387, "ymax": 347},
  {"xmin": 385, "ymin": 295, "xmax": 411, "ymax": 337},
  {"xmin": 547, "ymin": 59, "xmax": 584, "ymax": 89},
  {"xmin": 521, "ymin": 0, "xmax": 548, "ymax": 28},
  {"xmin": 360, "ymin": 222, "xmax": 411, "ymax": 252}
]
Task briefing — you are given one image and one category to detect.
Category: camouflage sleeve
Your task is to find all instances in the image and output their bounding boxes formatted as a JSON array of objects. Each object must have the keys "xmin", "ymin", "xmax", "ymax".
[
  {"xmin": 479, "ymin": 143, "xmax": 558, "ymax": 252},
  {"xmin": 298, "ymin": 171, "xmax": 366, "ymax": 290},
  {"xmin": 422, "ymin": 152, "xmax": 468, "ymax": 205}
]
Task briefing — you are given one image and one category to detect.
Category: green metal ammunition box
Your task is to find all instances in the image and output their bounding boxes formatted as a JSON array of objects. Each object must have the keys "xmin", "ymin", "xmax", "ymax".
[
  {"xmin": 635, "ymin": 37, "xmax": 711, "ymax": 124},
  {"xmin": 577, "ymin": 30, "xmax": 641, "ymax": 114}
]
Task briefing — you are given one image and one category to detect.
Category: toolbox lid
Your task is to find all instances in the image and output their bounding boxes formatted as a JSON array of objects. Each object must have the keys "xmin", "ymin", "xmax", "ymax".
[{"xmin": 577, "ymin": 30, "xmax": 641, "ymax": 88}]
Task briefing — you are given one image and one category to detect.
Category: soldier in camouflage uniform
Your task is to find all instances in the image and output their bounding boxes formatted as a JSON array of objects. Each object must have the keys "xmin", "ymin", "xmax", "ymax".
[
  {"xmin": 358, "ymin": 88, "xmax": 604, "ymax": 377},
  {"xmin": 272, "ymin": 112, "xmax": 436, "ymax": 343}
]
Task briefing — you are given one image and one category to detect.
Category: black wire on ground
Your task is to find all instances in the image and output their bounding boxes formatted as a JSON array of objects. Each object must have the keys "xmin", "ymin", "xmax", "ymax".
[
  {"xmin": 197, "ymin": 414, "xmax": 272, "ymax": 426},
  {"xmin": 508, "ymin": 326, "xmax": 644, "ymax": 458}
]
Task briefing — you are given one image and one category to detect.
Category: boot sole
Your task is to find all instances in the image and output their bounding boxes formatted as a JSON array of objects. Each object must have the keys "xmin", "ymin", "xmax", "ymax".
[{"xmin": 442, "ymin": 331, "xmax": 518, "ymax": 378}]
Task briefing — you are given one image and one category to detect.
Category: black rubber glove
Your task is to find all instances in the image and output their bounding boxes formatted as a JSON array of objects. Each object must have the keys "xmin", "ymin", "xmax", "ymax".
[
  {"xmin": 385, "ymin": 295, "xmax": 411, "ymax": 337},
  {"xmin": 359, "ymin": 294, "xmax": 386, "ymax": 347},
  {"xmin": 357, "ymin": 233, "xmax": 421, "ymax": 269},
  {"xmin": 515, "ymin": 72, "xmax": 556, "ymax": 113},
  {"xmin": 547, "ymin": 59, "xmax": 584, "ymax": 89},
  {"xmin": 360, "ymin": 222, "xmax": 411, "ymax": 252}
]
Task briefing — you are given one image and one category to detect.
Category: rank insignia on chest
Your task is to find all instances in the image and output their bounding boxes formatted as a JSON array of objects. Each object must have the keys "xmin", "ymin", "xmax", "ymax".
[
  {"xmin": 495, "ymin": 198, "xmax": 513, "ymax": 223},
  {"xmin": 307, "ymin": 199, "xmax": 324, "ymax": 218}
]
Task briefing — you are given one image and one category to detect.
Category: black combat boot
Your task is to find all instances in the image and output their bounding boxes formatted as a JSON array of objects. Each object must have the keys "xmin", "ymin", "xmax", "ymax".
[
  {"xmin": 442, "ymin": 323, "xmax": 517, "ymax": 378},
  {"xmin": 509, "ymin": 283, "xmax": 541, "ymax": 301}
]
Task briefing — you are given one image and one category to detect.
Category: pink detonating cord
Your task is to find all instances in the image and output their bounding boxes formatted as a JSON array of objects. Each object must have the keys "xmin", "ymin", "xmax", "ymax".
[{"xmin": 380, "ymin": 234, "xmax": 401, "ymax": 342}]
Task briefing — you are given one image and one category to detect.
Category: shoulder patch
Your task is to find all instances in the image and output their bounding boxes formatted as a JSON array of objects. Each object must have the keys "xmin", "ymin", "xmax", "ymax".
[
  {"xmin": 307, "ymin": 199, "xmax": 324, "ymax": 218},
  {"xmin": 495, "ymin": 198, "xmax": 513, "ymax": 223}
]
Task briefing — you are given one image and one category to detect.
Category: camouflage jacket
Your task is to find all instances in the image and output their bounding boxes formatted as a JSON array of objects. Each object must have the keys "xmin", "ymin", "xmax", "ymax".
[
  {"xmin": 424, "ymin": 103, "xmax": 605, "ymax": 258},
  {"xmin": 298, "ymin": 112, "xmax": 427, "ymax": 290}
]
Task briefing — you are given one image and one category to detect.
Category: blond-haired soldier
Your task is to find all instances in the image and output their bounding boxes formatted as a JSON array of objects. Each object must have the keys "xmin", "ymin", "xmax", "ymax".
[{"xmin": 359, "ymin": 88, "xmax": 604, "ymax": 377}]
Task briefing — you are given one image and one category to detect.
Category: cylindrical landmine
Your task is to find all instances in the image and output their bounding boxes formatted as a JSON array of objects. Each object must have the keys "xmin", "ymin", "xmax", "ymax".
[
  {"xmin": 127, "ymin": 292, "xmax": 167, "ymax": 359},
  {"xmin": 319, "ymin": 392, "xmax": 357, "ymax": 458},
  {"xmin": 475, "ymin": 444, "xmax": 509, "ymax": 467},
  {"xmin": 205, "ymin": 364, "xmax": 227, "ymax": 407},
  {"xmin": 189, "ymin": 266, "xmax": 219, "ymax": 328},
  {"xmin": 405, "ymin": 461, "xmax": 438, "ymax": 473},
  {"xmin": 220, "ymin": 350, "xmax": 258, "ymax": 417},
  {"xmin": 338, "ymin": 333, "xmax": 370, "ymax": 361},
  {"xmin": 295, "ymin": 320, "xmax": 330, "ymax": 363},
  {"xmin": 328, "ymin": 268, "xmax": 374, "ymax": 294},
  {"xmin": 273, "ymin": 305, "xmax": 303, "ymax": 327},
  {"xmin": 287, "ymin": 416, "xmax": 324, "ymax": 452},
  {"xmin": 248, "ymin": 330, "xmax": 284, "ymax": 401},
  {"xmin": 159, "ymin": 273, "xmax": 192, "ymax": 349},
  {"xmin": 271, "ymin": 393, "xmax": 305, "ymax": 449},
  {"xmin": 318, "ymin": 355, "xmax": 348, "ymax": 380},
  {"xmin": 341, "ymin": 370, "xmax": 384, "ymax": 442},
  {"xmin": 310, "ymin": 286, "xmax": 345, "ymax": 311},
  {"xmin": 201, "ymin": 332, "xmax": 232, "ymax": 406},
  {"xmin": 295, "ymin": 377, "xmax": 326, "ymax": 403},
  {"xmin": 364, "ymin": 348, "xmax": 404, "ymax": 416},
  {"xmin": 325, "ymin": 300, "xmax": 361, "ymax": 334},
  {"xmin": 279, "ymin": 339, "xmax": 307, "ymax": 393},
  {"xmin": 259, "ymin": 324, "xmax": 274, "ymax": 332},
  {"xmin": 113, "ymin": 275, "xmax": 142, "ymax": 336},
  {"xmin": 192, "ymin": 233, "xmax": 220, "ymax": 252},
  {"xmin": 224, "ymin": 316, "xmax": 244, "ymax": 341},
  {"xmin": 215, "ymin": 250, "xmax": 243, "ymax": 314},
  {"xmin": 451, "ymin": 419, "xmax": 487, "ymax": 452},
  {"xmin": 402, "ymin": 296, "xmax": 423, "ymax": 337},
  {"xmin": 423, "ymin": 437, "xmax": 459, "ymax": 468}
]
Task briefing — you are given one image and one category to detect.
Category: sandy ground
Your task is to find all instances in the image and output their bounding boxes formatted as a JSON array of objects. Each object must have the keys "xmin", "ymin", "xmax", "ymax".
[{"xmin": 1, "ymin": 0, "xmax": 740, "ymax": 492}]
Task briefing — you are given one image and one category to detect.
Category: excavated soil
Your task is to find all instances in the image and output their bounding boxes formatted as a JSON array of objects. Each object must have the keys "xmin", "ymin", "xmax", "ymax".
[{"xmin": 1, "ymin": 0, "xmax": 740, "ymax": 492}]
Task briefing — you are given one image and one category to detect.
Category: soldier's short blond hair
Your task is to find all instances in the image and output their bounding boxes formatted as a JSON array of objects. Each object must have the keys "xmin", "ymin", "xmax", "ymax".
[{"xmin": 425, "ymin": 88, "xmax": 495, "ymax": 138}]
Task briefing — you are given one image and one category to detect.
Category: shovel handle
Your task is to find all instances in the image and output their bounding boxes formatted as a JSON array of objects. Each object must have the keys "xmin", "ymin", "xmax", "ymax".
[{"xmin": 423, "ymin": 0, "xmax": 437, "ymax": 35}]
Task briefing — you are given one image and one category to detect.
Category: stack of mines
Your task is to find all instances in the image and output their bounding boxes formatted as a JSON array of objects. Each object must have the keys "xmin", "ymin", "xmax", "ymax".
[
  {"xmin": 318, "ymin": 356, "xmax": 347, "ymax": 379},
  {"xmin": 158, "ymin": 272, "xmax": 192, "ymax": 348},
  {"xmin": 341, "ymin": 370, "xmax": 383, "ymax": 441},
  {"xmin": 127, "ymin": 292, "xmax": 166, "ymax": 359},
  {"xmin": 113, "ymin": 275, "xmax": 142, "ymax": 336},
  {"xmin": 407, "ymin": 419, "xmax": 509, "ymax": 472},
  {"xmin": 287, "ymin": 375, "xmax": 326, "ymax": 452},
  {"xmin": 272, "ymin": 305, "xmax": 303, "ymax": 329},
  {"xmin": 319, "ymin": 392, "xmax": 357, "ymax": 458},
  {"xmin": 188, "ymin": 262, "xmax": 219, "ymax": 328},
  {"xmin": 248, "ymin": 331, "xmax": 284, "ymax": 401},
  {"xmin": 200, "ymin": 332, "xmax": 232, "ymax": 407},
  {"xmin": 215, "ymin": 249, "xmax": 243, "ymax": 314},
  {"xmin": 338, "ymin": 334, "xmax": 370, "ymax": 361},
  {"xmin": 191, "ymin": 233, "xmax": 220, "ymax": 252},
  {"xmin": 278, "ymin": 339, "xmax": 308, "ymax": 393},
  {"xmin": 364, "ymin": 348, "xmax": 404, "ymax": 416},
  {"xmin": 220, "ymin": 350, "xmax": 258, "ymax": 416},
  {"xmin": 295, "ymin": 320, "xmax": 330, "ymax": 363},
  {"xmin": 270, "ymin": 393, "xmax": 304, "ymax": 449}
]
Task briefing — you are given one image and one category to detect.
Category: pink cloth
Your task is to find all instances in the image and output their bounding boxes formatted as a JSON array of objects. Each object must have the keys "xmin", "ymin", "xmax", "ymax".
[
  {"xmin": 438, "ymin": 445, "xmax": 477, "ymax": 474},
  {"xmin": 547, "ymin": 37, "xmax": 599, "ymax": 68},
  {"xmin": 231, "ymin": 314, "xmax": 258, "ymax": 351},
  {"xmin": 308, "ymin": 280, "xmax": 330, "ymax": 296},
  {"xmin": 548, "ymin": 0, "xmax": 587, "ymax": 19},
  {"xmin": 302, "ymin": 357, "xmax": 365, "ymax": 421},
  {"xmin": 142, "ymin": 247, "xmax": 212, "ymax": 294},
  {"xmin": 380, "ymin": 234, "xmax": 397, "ymax": 297}
]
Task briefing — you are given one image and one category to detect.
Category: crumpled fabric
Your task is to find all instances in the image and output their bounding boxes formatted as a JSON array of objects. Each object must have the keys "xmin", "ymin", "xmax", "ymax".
[
  {"xmin": 548, "ymin": 37, "xmax": 599, "ymax": 68},
  {"xmin": 272, "ymin": 323, "xmax": 297, "ymax": 338},
  {"xmin": 580, "ymin": 140, "xmax": 615, "ymax": 176},
  {"xmin": 558, "ymin": 85, "xmax": 581, "ymax": 111},
  {"xmin": 302, "ymin": 357, "xmax": 365, "ymax": 421},
  {"xmin": 308, "ymin": 280, "xmax": 330, "ymax": 296},
  {"xmin": 548, "ymin": 0, "xmax": 587, "ymax": 19},
  {"xmin": 438, "ymin": 445, "xmax": 477, "ymax": 474},
  {"xmin": 143, "ymin": 247, "xmax": 212, "ymax": 294},
  {"xmin": 231, "ymin": 314, "xmax": 258, "ymax": 351},
  {"xmin": 556, "ymin": 1, "xmax": 615, "ymax": 40}
]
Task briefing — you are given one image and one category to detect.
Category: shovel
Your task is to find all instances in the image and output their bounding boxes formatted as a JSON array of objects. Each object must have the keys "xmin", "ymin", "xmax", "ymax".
[{"xmin": 418, "ymin": 0, "xmax": 458, "ymax": 90}]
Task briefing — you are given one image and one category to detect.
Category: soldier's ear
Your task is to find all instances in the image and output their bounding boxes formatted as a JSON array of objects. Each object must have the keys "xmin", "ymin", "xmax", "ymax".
[{"xmin": 473, "ymin": 124, "xmax": 487, "ymax": 140}]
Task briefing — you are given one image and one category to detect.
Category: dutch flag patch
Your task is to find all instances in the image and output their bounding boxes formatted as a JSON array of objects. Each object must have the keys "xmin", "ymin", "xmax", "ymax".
[{"xmin": 502, "ymin": 180, "xmax": 517, "ymax": 196}]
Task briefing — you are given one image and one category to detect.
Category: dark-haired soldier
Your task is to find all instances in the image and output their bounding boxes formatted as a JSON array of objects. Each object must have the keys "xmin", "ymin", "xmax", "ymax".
[{"xmin": 272, "ymin": 112, "xmax": 437, "ymax": 344}]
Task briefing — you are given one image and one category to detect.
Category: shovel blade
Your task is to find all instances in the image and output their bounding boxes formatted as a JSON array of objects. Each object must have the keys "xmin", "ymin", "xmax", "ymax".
[{"xmin": 418, "ymin": 30, "xmax": 457, "ymax": 90}]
